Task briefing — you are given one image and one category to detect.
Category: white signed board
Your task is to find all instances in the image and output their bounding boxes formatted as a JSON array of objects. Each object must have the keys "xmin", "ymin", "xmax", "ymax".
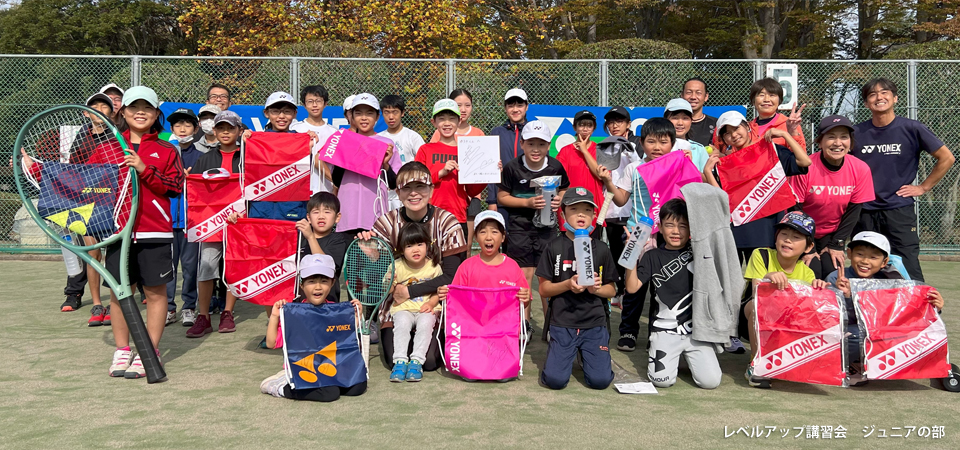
[{"xmin": 458, "ymin": 136, "xmax": 501, "ymax": 184}]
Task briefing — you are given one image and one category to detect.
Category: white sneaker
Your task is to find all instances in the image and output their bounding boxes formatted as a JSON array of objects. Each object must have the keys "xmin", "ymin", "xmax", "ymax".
[
  {"xmin": 109, "ymin": 348, "xmax": 133, "ymax": 377},
  {"xmin": 165, "ymin": 310, "xmax": 177, "ymax": 326},
  {"xmin": 260, "ymin": 370, "xmax": 288, "ymax": 398},
  {"xmin": 370, "ymin": 326, "xmax": 380, "ymax": 345},
  {"xmin": 125, "ymin": 355, "xmax": 146, "ymax": 379},
  {"xmin": 181, "ymin": 309, "xmax": 196, "ymax": 327},
  {"xmin": 610, "ymin": 295, "xmax": 622, "ymax": 308},
  {"xmin": 725, "ymin": 337, "xmax": 746, "ymax": 354}
]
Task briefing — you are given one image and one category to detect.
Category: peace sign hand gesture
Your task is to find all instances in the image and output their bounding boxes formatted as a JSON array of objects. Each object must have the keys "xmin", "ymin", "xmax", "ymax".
[{"xmin": 786, "ymin": 103, "xmax": 806, "ymax": 136}]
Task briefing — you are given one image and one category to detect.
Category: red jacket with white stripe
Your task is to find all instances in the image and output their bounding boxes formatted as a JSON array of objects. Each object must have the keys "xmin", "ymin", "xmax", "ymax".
[{"xmin": 89, "ymin": 130, "xmax": 185, "ymax": 241}]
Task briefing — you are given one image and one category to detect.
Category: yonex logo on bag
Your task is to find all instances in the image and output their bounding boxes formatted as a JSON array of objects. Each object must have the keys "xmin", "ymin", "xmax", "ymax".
[
  {"xmin": 292, "ymin": 341, "xmax": 339, "ymax": 382},
  {"xmin": 451, "ymin": 322, "xmax": 461, "ymax": 339},
  {"xmin": 449, "ymin": 322, "xmax": 462, "ymax": 372}
]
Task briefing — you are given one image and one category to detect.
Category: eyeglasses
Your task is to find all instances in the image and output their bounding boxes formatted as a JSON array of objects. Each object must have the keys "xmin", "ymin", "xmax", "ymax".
[
  {"xmin": 398, "ymin": 184, "xmax": 431, "ymax": 195},
  {"xmin": 305, "ymin": 100, "xmax": 325, "ymax": 106},
  {"xmin": 208, "ymin": 94, "xmax": 229, "ymax": 100},
  {"xmin": 267, "ymin": 108, "xmax": 297, "ymax": 116}
]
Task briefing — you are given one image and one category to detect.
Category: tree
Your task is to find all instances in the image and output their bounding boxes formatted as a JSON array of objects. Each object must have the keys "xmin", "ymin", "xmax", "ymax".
[{"xmin": 0, "ymin": 0, "xmax": 183, "ymax": 55}]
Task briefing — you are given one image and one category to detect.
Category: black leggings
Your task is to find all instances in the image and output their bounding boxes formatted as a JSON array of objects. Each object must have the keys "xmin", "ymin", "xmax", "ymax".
[{"xmin": 283, "ymin": 382, "xmax": 367, "ymax": 402}]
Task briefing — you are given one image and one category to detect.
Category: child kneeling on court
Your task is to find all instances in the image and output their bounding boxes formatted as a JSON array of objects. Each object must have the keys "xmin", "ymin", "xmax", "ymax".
[
  {"xmin": 537, "ymin": 187, "xmax": 618, "ymax": 390},
  {"xmin": 624, "ymin": 198, "xmax": 721, "ymax": 389},
  {"xmin": 260, "ymin": 254, "xmax": 366, "ymax": 401},
  {"xmin": 826, "ymin": 231, "xmax": 943, "ymax": 386},
  {"xmin": 743, "ymin": 211, "xmax": 830, "ymax": 388},
  {"xmin": 389, "ymin": 222, "xmax": 443, "ymax": 382}
]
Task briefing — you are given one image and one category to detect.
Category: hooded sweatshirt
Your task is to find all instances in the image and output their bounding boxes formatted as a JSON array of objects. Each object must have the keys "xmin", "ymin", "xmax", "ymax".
[{"xmin": 680, "ymin": 182, "xmax": 744, "ymax": 345}]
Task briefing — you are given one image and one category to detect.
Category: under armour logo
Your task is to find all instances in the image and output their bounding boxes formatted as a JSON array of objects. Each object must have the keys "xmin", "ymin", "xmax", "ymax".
[{"xmin": 649, "ymin": 350, "xmax": 667, "ymax": 372}]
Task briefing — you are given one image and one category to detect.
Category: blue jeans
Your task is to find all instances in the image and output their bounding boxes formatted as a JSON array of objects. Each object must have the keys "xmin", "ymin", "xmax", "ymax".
[
  {"xmin": 166, "ymin": 229, "xmax": 198, "ymax": 311},
  {"xmin": 541, "ymin": 326, "xmax": 614, "ymax": 390}
]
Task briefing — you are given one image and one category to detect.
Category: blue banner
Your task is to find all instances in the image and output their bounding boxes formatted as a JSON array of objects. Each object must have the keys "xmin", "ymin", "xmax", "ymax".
[
  {"xmin": 158, "ymin": 102, "xmax": 745, "ymax": 155},
  {"xmin": 281, "ymin": 302, "xmax": 366, "ymax": 390},
  {"xmin": 38, "ymin": 162, "xmax": 119, "ymax": 238}
]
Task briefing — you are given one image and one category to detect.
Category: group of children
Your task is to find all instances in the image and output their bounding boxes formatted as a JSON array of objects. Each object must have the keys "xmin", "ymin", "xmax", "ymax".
[{"xmin": 48, "ymin": 80, "xmax": 947, "ymax": 400}]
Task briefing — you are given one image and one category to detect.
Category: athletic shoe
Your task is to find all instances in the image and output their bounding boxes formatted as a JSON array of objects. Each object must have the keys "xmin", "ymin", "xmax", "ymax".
[
  {"xmin": 109, "ymin": 348, "xmax": 133, "ymax": 377},
  {"xmin": 745, "ymin": 364, "xmax": 771, "ymax": 389},
  {"xmin": 847, "ymin": 366, "xmax": 869, "ymax": 387},
  {"xmin": 185, "ymin": 314, "xmax": 213, "ymax": 338},
  {"xmin": 617, "ymin": 334, "xmax": 637, "ymax": 352},
  {"xmin": 61, "ymin": 295, "xmax": 82, "ymax": 312},
  {"xmin": 102, "ymin": 306, "xmax": 111, "ymax": 325},
  {"xmin": 390, "ymin": 361, "xmax": 408, "ymax": 382},
  {"xmin": 611, "ymin": 295, "xmax": 622, "ymax": 309},
  {"xmin": 88, "ymin": 305, "xmax": 106, "ymax": 327},
  {"xmin": 370, "ymin": 326, "xmax": 380, "ymax": 345},
  {"xmin": 725, "ymin": 337, "xmax": 746, "ymax": 354},
  {"xmin": 406, "ymin": 360, "xmax": 423, "ymax": 382},
  {"xmin": 258, "ymin": 336, "xmax": 269, "ymax": 349},
  {"xmin": 181, "ymin": 309, "xmax": 196, "ymax": 327},
  {"xmin": 125, "ymin": 354, "xmax": 146, "ymax": 379},
  {"xmin": 260, "ymin": 371, "xmax": 288, "ymax": 398},
  {"xmin": 218, "ymin": 310, "xmax": 236, "ymax": 333},
  {"xmin": 524, "ymin": 320, "xmax": 534, "ymax": 337},
  {"xmin": 165, "ymin": 310, "xmax": 177, "ymax": 326}
]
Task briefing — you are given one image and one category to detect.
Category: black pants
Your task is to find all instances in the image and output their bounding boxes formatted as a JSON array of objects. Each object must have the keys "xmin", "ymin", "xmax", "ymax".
[
  {"xmin": 283, "ymin": 382, "xmax": 366, "ymax": 402},
  {"xmin": 855, "ymin": 205, "xmax": 923, "ymax": 281},
  {"xmin": 807, "ymin": 236, "xmax": 839, "ymax": 280},
  {"xmin": 604, "ymin": 219, "xmax": 628, "ymax": 296},
  {"xmin": 64, "ymin": 259, "xmax": 87, "ymax": 297},
  {"xmin": 617, "ymin": 284, "xmax": 649, "ymax": 338}
]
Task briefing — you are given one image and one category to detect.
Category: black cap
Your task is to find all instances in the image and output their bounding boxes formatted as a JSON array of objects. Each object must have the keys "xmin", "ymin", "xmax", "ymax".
[
  {"xmin": 816, "ymin": 115, "xmax": 854, "ymax": 140},
  {"xmin": 574, "ymin": 110, "xmax": 597, "ymax": 124},
  {"xmin": 561, "ymin": 186, "xmax": 597, "ymax": 208},
  {"xmin": 604, "ymin": 106, "xmax": 630, "ymax": 122},
  {"xmin": 775, "ymin": 211, "xmax": 815, "ymax": 238},
  {"xmin": 167, "ymin": 108, "xmax": 199, "ymax": 126}
]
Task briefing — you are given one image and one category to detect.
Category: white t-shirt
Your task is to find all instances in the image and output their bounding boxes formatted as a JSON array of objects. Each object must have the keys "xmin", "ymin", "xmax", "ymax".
[
  {"xmin": 606, "ymin": 149, "xmax": 641, "ymax": 221},
  {"xmin": 379, "ymin": 127, "xmax": 426, "ymax": 210},
  {"xmin": 291, "ymin": 120, "xmax": 338, "ymax": 194},
  {"xmin": 378, "ymin": 127, "xmax": 425, "ymax": 166}
]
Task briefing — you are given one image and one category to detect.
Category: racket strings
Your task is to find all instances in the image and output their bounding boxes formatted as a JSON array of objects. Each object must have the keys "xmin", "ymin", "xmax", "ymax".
[
  {"xmin": 17, "ymin": 107, "xmax": 133, "ymax": 242},
  {"xmin": 344, "ymin": 239, "xmax": 394, "ymax": 306}
]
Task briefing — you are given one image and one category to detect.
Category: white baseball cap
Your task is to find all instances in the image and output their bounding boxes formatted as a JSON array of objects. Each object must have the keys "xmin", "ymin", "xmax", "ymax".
[
  {"xmin": 351, "ymin": 93, "xmax": 379, "ymax": 111},
  {"xmin": 715, "ymin": 110, "xmax": 747, "ymax": 133},
  {"xmin": 343, "ymin": 95, "xmax": 356, "ymax": 110},
  {"xmin": 672, "ymin": 139, "xmax": 691, "ymax": 152},
  {"xmin": 664, "ymin": 98, "xmax": 693, "ymax": 115},
  {"xmin": 432, "ymin": 98, "xmax": 460, "ymax": 117},
  {"xmin": 99, "ymin": 83, "xmax": 125, "ymax": 96},
  {"xmin": 199, "ymin": 104, "xmax": 222, "ymax": 117},
  {"xmin": 521, "ymin": 120, "xmax": 552, "ymax": 142},
  {"xmin": 848, "ymin": 231, "xmax": 891, "ymax": 257},
  {"xmin": 473, "ymin": 210, "xmax": 505, "ymax": 231},
  {"xmin": 122, "ymin": 86, "xmax": 159, "ymax": 108},
  {"xmin": 504, "ymin": 88, "xmax": 528, "ymax": 102},
  {"xmin": 299, "ymin": 254, "xmax": 336, "ymax": 279},
  {"xmin": 264, "ymin": 91, "xmax": 296, "ymax": 109}
]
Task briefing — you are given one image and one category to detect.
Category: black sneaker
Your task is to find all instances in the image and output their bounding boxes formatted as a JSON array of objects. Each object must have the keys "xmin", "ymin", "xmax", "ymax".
[
  {"xmin": 617, "ymin": 334, "xmax": 637, "ymax": 352},
  {"xmin": 524, "ymin": 320, "xmax": 533, "ymax": 337},
  {"xmin": 61, "ymin": 295, "xmax": 82, "ymax": 312}
]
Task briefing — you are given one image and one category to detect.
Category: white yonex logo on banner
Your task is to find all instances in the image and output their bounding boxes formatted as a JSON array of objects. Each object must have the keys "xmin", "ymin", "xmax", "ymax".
[
  {"xmin": 243, "ymin": 156, "xmax": 310, "ymax": 201},
  {"xmin": 229, "ymin": 255, "xmax": 296, "ymax": 299},
  {"xmin": 188, "ymin": 199, "xmax": 246, "ymax": 242},
  {"xmin": 754, "ymin": 327, "xmax": 842, "ymax": 378},
  {"xmin": 449, "ymin": 322, "xmax": 462, "ymax": 372},
  {"xmin": 866, "ymin": 320, "xmax": 947, "ymax": 379},
  {"xmin": 731, "ymin": 162, "xmax": 787, "ymax": 226}
]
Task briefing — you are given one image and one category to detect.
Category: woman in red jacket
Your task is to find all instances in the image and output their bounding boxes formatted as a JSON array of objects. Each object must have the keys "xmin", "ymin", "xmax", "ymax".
[{"xmin": 103, "ymin": 86, "xmax": 186, "ymax": 379}]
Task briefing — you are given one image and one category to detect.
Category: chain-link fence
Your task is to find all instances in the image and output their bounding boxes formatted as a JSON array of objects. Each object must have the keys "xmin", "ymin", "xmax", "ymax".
[{"xmin": 1, "ymin": 56, "xmax": 957, "ymax": 253}]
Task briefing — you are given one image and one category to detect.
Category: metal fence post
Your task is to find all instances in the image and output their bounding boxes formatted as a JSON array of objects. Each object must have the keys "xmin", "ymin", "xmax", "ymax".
[
  {"xmin": 599, "ymin": 60, "xmax": 608, "ymax": 107},
  {"xmin": 446, "ymin": 59, "xmax": 456, "ymax": 94},
  {"xmin": 290, "ymin": 58, "xmax": 300, "ymax": 99},
  {"xmin": 907, "ymin": 60, "xmax": 918, "ymax": 121},
  {"xmin": 131, "ymin": 56, "xmax": 141, "ymax": 87},
  {"xmin": 752, "ymin": 59, "xmax": 763, "ymax": 82}
]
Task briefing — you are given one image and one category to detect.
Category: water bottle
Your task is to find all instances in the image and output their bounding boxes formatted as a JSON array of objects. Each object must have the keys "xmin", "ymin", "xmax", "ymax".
[
  {"xmin": 619, "ymin": 216, "xmax": 655, "ymax": 269},
  {"xmin": 61, "ymin": 235, "xmax": 82, "ymax": 276},
  {"xmin": 538, "ymin": 179, "xmax": 559, "ymax": 227},
  {"xmin": 573, "ymin": 229, "xmax": 595, "ymax": 287}
]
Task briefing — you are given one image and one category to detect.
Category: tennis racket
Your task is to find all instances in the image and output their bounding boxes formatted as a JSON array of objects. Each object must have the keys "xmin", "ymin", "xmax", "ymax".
[
  {"xmin": 343, "ymin": 236, "xmax": 395, "ymax": 372},
  {"xmin": 13, "ymin": 105, "xmax": 166, "ymax": 383}
]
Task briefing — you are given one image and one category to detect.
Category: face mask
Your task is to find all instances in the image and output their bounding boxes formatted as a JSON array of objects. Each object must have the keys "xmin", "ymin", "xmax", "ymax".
[
  {"xmin": 177, "ymin": 134, "xmax": 194, "ymax": 145},
  {"xmin": 200, "ymin": 119, "xmax": 214, "ymax": 134}
]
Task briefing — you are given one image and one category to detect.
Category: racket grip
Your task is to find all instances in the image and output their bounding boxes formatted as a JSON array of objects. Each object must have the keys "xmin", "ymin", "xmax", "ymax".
[
  {"xmin": 596, "ymin": 191, "xmax": 615, "ymax": 225},
  {"xmin": 362, "ymin": 334, "xmax": 371, "ymax": 379},
  {"xmin": 117, "ymin": 296, "xmax": 167, "ymax": 383}
]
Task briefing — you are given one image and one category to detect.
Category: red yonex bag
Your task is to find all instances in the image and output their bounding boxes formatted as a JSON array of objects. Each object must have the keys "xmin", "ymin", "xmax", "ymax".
[
  {"xmin": 852, "ymin": 279, "xmax": 951, "ymax": 380},
  {"xmin": 186, "ymin": 168, "xmax": 244, "ymax": 242},
  {"xmin": 224, "ymin": 218, "xmax": 299, "ymax": 306},
  {"xmin": 242, "ymin": 132, "xmax": 311, "ymax": 202},
  {"xmin": 752, "ymin": 281, "xmax": 847, "ymax": 386},
  {"xmin": 717, "ymin": 140, "xmax": 797, "ymax": 226}
]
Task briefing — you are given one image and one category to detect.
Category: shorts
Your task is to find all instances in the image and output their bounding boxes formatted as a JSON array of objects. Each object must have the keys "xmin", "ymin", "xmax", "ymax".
[
  {"xmin": 505, "ymin": 226, "xmax": 557, "ymax": 267},
  {"xmin": 198, "ymin": 242, "xmax": 224, "ymax": 282},
  {"xmin": 104, "ymin": 240, "xmax": 174, "ymax": 288},
  {"xmin": 466, "ymin": 197, "xmax": 482, "ymax": 220}
]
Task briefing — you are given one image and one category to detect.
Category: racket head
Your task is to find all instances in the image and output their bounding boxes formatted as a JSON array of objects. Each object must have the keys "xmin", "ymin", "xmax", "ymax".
[
  {"xmin": 12, "ymin": 104, "xmax": 138, "ymax": 254},
  {"xmin": 343, "ymin": 236, "xmax": 396, "ymax": 308}
]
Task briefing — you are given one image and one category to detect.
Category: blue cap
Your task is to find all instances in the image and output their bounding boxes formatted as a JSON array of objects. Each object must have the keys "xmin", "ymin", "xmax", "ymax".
[
  {"xmin": 574, "ymin": 229, "xmax": 590, "ymax": 237},
  {"xmin": 639, "ymin": 216, "xmax": 655, "ymax": 226}
]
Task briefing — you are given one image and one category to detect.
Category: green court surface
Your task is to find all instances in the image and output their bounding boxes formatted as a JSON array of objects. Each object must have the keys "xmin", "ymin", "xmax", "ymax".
[{"xmin": 1, "ymin": 260, "xmax": 959, "ymax": 449}]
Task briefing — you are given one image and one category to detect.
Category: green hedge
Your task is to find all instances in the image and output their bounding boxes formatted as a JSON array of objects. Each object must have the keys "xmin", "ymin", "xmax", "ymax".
[{"xmin": 564, "ymin": 38, "xmax": 691, "ymax": 60}]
